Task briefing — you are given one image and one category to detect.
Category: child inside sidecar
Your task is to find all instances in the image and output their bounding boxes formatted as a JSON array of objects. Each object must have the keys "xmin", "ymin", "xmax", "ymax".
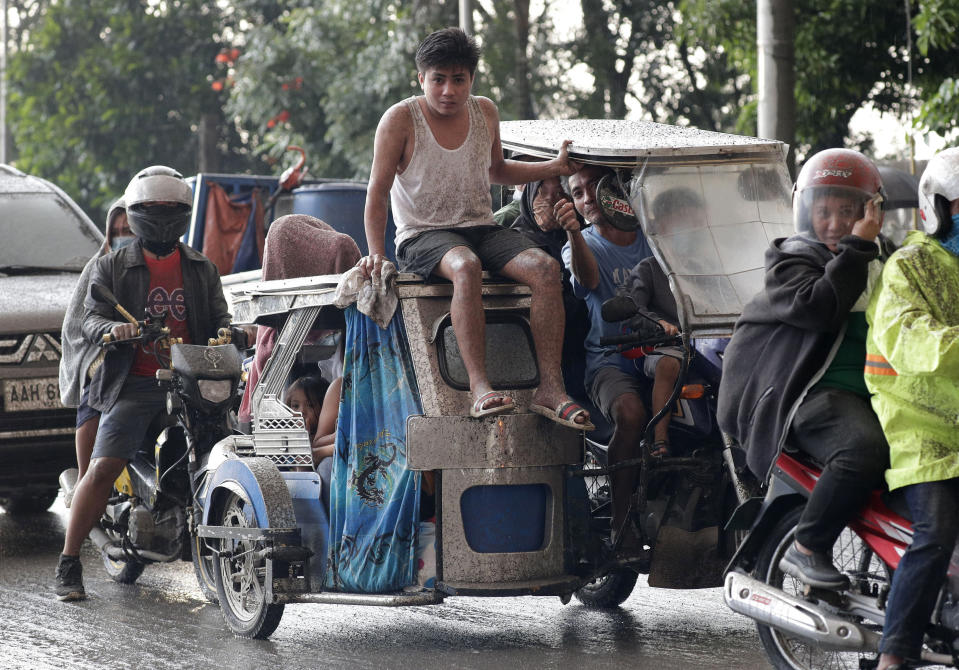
[{"xmin": 199, "ymin": 119, "xmax": 796, "ymax": 640}]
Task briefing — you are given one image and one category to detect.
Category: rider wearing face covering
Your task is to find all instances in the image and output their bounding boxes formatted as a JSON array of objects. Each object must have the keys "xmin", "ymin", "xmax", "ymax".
[
  {"xmin": 718, "ymin": 148, "xmax": 894, "ymax": 591},
  {"xmin": 59, "ymin": 198, "xmax": 131, "ymax": 497},
  {"xmin": 55, "ymin": 166, "xmax": 231, "ymax": 602},
  {"xmin": 60, "ymin": 199, "xmax": 128, "ymax": 408},
  {"xmin": 58, "ymin": 198, "xmax": 132, "ymax": 497}
]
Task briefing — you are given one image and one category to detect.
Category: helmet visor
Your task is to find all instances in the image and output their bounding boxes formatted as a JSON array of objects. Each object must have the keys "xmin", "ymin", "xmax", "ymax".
[{"xmin": 127, "ymin": 202, "xmax": 191, "ymax": 244}]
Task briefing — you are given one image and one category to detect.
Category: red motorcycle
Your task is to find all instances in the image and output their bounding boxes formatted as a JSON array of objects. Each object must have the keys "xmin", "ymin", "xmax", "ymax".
[{"xmin": 724, "ymin": 450, "xmax": 958, "ymax": 669}]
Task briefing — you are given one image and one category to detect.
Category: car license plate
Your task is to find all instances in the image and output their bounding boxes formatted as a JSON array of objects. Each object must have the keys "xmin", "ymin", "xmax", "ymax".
[{"xmin": 3, "ymin": 377, "xmax": 63, "ymax": 412}]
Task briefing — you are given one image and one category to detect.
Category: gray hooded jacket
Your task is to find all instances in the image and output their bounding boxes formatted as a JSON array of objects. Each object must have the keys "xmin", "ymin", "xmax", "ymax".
[{"xmin": 58, "ymin": 198, "xmax": 125, "ymax": 406}]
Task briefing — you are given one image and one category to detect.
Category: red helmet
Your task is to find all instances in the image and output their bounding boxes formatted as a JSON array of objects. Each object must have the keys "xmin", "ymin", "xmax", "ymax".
[{"xmin": 793, "ymin": 148, "xmax": 884, "ymax": 243}]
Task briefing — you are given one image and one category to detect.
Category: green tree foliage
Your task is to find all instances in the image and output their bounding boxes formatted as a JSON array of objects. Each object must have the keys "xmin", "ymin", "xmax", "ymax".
[
  {"xmin": 222, "ymin": 0, "xmax": 572, "ymax": 180},
  {"xmin": 7, "ymin": 0, "xmax": 262, "ymax": 220},
  {"xmin": 913, "ymin": 0, "xmax": 959, "ymax": 138},
  {"xmin": 471, "ymin": 0, "xmax": 570, "ymax": 120},
  {"xmin": 680, "ymin": 0, "xmax": 957, "ymax": 155},
  {"xmin": 565, "ymin": 0, "xmax": 749, "ymax": 133},
  {"xmin": 223, "ymin": 1, "xmax": 442, "ymax": 180}
]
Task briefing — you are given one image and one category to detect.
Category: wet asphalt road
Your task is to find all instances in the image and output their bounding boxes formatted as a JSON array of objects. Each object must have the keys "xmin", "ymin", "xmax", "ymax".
[{"xmin": 1, "ymin": 498, "xmax": 774, "ymax": 670}]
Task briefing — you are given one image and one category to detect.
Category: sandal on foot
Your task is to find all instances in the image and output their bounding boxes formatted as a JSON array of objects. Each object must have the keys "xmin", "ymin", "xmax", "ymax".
[
  {"xmin": 650, "ymin": 440, "xmax": 670, "ymax": 458},
  {"xmin": 469, "ymin": 390, "xmax": 515, "ymax": 418},
  {"xmin": 529, "ymin": 400, "xmax": 596, "ymax": 431}
]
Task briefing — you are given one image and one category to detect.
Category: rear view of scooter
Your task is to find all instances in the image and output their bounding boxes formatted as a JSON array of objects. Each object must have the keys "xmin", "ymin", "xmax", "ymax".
[{"xmin": 724, "ymin": 448, "xmax": 959, "ymax": 670}]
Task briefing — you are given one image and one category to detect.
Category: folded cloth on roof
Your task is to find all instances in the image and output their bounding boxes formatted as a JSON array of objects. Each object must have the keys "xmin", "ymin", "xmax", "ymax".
[
  {"xmin": 333, "ymin": 261, "xmax": 398, "ymax": 328},
  {"xmin": 238, "ymin": 214, "xmax": 361, "ymax": 424},
  {"xmin": 262, "ymin": 214, "xmax": 361, "ymax": 281}
]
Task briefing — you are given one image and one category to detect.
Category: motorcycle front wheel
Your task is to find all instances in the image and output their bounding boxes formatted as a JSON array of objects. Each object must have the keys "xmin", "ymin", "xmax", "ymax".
[
  {"xmin": 754, "ymin": 506, "xmax": 889, "ymax": 670},
  {"xmin": 212, "ymin": 489, "xmax": 284, "ymax": 639},
  {"xmin": 190, "ymin": 531, "xmax": 219, "ymax": 604}
]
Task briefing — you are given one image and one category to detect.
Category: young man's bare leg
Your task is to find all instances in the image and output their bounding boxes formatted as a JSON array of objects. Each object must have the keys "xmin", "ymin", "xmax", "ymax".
[
  {"xmin": 651, "ymin": 355, "xmax": 680, "ymax": 448},
  {"xmin": 75, "ymin": 417, "xmax": 98, "ymax": 480},
  {"xmin": 608, "ymin": 392, "xmax": 646, "ymax": 548},
  {"xmin": 62, "ymin": 456, "xmax": 127, "ymax": 556},
  {"xmin": 500, "ymin": 249, "xmax": 588, "ymax": 423},
  {"xmin": 435, "ymin": 246, "xmax": 511, "ymax": 412}
]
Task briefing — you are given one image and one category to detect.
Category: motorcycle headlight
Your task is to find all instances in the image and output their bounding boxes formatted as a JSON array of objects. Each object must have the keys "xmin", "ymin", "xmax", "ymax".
[{"xmin": 197, "ymin": 379, "xmax": 233, "ymax": 404}]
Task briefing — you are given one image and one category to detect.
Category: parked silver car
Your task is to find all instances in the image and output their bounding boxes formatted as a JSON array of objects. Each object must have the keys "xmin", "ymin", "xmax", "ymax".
[{"xmin": 0, "ymin": 164, "xmax": 102, "ymax": 514}]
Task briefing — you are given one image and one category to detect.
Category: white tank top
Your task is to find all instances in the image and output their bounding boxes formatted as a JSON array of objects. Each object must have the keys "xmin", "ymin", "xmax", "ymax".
[{"xmin": 391, "ymin": 95, "xmax": 495, "ymax": 248}]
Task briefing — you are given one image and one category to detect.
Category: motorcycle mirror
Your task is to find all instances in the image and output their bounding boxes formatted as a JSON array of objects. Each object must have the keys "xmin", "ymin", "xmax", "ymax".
[
  {"xmin": 91, "ymin": 283, "xmax": 139, "ymax": 326},
  {"xmin": 596, "ymin": 173, "xmax": 639, "ymax": 232},
  {"xmin": 91, "ymin": 283, "xmax": 120, "ymax": 307},
  {"xmin": 601, "ymin": 295, "xmax": 640, "ymax": 323}
]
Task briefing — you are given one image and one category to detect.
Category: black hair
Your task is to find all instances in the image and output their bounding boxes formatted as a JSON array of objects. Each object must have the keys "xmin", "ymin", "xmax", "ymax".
[
  {"xmin": 415, "ymin": 27, "xmax": 480, "ymax": 76},
  {"xmin": 561, "ymin": 164, "xmax": 614, "ymax": 196},
  {"xmin": 287, "ymin": 375, "xmax": 329, "ymax": 411}
]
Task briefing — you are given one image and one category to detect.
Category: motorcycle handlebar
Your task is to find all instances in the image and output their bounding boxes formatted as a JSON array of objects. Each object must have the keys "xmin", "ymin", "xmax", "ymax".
[
  {"xmin": 599, "ymin": 333, "xmax": 682, "ymax": 348},
  {"xmin": 100, "ymin": 330, "xmax": 179, "ymax": 348}
]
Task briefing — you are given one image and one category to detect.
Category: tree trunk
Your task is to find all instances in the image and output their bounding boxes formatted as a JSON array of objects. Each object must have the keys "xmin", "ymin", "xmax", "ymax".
[{"xmin": 197, "ymin": 113, "xmax": 219, "ymax": 174}]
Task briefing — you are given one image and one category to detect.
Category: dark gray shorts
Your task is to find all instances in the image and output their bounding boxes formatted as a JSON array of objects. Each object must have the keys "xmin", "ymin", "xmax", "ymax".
[
  {"xmin": 588, "ymin": 366, "xmax": 646, "ymax": 423},
  {"xmin": 396, "ymin": 225, "xmax": 540, "ymax": 280},
  {"xmin": 91, "ymin": 375, "xmax": 171, "ymax": 461}
]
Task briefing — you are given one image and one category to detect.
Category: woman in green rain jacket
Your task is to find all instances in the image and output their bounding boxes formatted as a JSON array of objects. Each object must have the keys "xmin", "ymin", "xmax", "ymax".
[{"xmin": 866, "ymin": 147, "xmax": 959, "ymax": 670}]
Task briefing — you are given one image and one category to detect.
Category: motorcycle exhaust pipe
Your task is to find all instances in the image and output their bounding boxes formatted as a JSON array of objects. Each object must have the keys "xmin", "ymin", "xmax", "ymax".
[
  {"xmin": 63, "ymin": 468, "xmax": 186, "ymax": 564},
  {"xmin": 88, "ymin": 524, "xmax": 179, "ymax": 563},
  {"xmin": 724, "ymin": 571, "xmax": 881, "ymax": 652}
]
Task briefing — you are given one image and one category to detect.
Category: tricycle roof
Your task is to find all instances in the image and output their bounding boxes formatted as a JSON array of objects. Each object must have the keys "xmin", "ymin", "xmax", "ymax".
[
  {"xmin": 500, "ymin": 119, "xmax": 785, "ymax": 165},
  {"xmin": 227, "ymin": 272, "xmax": 533, "ymax": 325}
]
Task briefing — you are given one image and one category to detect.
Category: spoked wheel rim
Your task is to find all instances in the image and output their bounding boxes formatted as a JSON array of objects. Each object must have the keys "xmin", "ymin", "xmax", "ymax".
[
  {"xmin": 765, "ymin": 525, "xmax": 889, "ymax": 670},
  {"xmin": 217, "ymin": 491, "xmax": 268, "ymax": 623}
]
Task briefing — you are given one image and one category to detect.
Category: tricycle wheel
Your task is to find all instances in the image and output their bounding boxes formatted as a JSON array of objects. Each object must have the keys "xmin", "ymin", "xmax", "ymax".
[
  {"xmin": 213, "ymin": 489, "xmax": 284, "ymax": 639},
  {"xmin": 573, "ymin": 568, "xmax": 638, "ymax": 608}
]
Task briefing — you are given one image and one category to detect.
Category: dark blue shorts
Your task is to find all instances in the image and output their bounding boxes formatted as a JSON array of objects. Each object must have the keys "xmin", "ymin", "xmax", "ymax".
[{"xmin": 75, "ymin": 385, "xmax": 101, "ymax": 428}]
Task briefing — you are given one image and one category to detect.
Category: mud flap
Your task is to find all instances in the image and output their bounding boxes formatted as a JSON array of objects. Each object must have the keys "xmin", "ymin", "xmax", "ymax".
[{"xmin": 647, "ymin": 525, "xmax": 725, "ymax": 588}]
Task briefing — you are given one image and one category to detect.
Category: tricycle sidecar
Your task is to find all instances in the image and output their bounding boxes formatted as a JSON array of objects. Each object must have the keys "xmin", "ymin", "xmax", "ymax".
[{"xmin": 199, "ymin": 119, "xmax": 792, "ymax": 639}]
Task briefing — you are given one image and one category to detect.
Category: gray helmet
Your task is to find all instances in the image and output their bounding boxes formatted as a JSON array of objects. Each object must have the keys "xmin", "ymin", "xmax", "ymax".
[{"xmin": 124, "ymin": 166, "xmax": 193, "ymax": 244}]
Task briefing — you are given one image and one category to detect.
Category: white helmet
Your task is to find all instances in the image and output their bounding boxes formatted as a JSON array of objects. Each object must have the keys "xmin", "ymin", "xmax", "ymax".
[{"xmin": 918, "ymin": 147, "xmax": 959, "ymax": 236}]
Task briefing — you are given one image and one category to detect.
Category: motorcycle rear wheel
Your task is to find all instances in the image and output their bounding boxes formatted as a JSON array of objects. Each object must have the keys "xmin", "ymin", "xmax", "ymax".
[
  {"xmin": 99, "ymin": 486, "xmax": 147, "ymax": 584},
  {"xmin": 754, "ymin": 506, "xmax": 889, "ymax": 670},
  {"xmin": 213, "ymin": 489, "xmax": 284, "ymax": 639},
  {"xmin": 101, "ymin": 551, "xmax": 147, "ymax": 583}
]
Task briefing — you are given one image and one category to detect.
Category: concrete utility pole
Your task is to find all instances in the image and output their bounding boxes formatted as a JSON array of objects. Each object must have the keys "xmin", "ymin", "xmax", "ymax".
[
  {"xmin": 459, "ymin": 0, "xmax": 473, "ymax": 35},
  {"xmin": 757, "ymin": 0, "xmax": 796, "ymax": 175}
]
